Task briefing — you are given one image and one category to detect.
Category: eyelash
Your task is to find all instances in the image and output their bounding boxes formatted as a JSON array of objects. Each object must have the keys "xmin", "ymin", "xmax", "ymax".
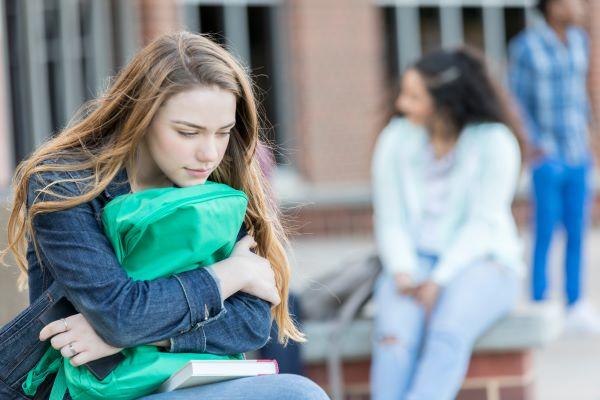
[{"xmin": 177, "ymin": 131, "xmax": 231, "ymax": 137}]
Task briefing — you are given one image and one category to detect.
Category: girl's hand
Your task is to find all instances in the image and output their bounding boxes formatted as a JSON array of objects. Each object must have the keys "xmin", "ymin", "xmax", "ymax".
[
  {"xmin": 231, "ymin": 235, "xmax": 280, "ymax": 306},
  {"xmin": 394, "ymin": 272, "xmax": 415, "ymax": 295},
  {"xmin": 413, "ymin": 281, "xmax": 441, "ymax": 314},
  {"xmin": 39, "ymin": 313, "xmax": 123, "ymax": 367}
]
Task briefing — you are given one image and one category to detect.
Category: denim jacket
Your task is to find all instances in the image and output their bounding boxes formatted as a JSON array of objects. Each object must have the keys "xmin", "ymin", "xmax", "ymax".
[{"xmin": 0, "ymin": 160, "xmax": 272, "ymax": 399}]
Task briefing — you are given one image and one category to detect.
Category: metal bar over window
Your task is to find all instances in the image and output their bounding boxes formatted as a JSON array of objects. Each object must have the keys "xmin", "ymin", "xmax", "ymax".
[
  {"xmin": 224, "ymin": 4, "xmax": 251, "ymax": 65},
  {"xmin": 24, "ymin": 0, "xmax": 51, "ymax": 148},
  {"xmin": 90, "ymin": 0, "xmax": 113, "ymax": 95},
  {"xmin": 440, "ymin": 4, "xmax": 464, "ymax": 47},
  {"xmin": 483, "ymin": 5, "xmax": 506, "ymax": 62},
  {"xmin": 395, "ymin": 6, "xmax": 421, "ymax": 72},
  {"xmin": 59, "ymin": 0, "xmax": 84, "ymax": 124}
]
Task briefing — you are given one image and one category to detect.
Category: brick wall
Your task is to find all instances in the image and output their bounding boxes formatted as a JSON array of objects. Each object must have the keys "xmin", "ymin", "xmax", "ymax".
[
  {"xmin": 589, "ymin": 1, "xmax": 600, "ymax": 121},
  {"xmin": 305, "ymin": 352, "xmax": 534, "ymax": 400},
  {"xmin": 587, "ymin": 0, "xmax": 600, "ymax": 158},
  {"xmin": 282, "ymin": 196, "xmax": 600, "ymax": 237},
  {"xmin": 137, "ymin": 0, "xmax": 182, "ymax": 45},
  {"xmin": 285, "ymin": 0, "xmax": 386, "ymax": 184}
]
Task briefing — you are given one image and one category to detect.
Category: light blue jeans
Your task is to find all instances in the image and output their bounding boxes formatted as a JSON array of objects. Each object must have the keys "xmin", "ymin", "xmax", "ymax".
[
  {"xmin": 139, "ymin": 374, "xmax": 329, "ymax": 400},
  {"xmin": 370, "ymin": 255, "xmax": 519, "ymax": 400}
]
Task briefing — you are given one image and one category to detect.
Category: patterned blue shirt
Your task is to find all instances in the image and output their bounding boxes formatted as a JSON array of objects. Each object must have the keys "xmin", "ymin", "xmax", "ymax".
[{"xmin": 508, "ymin": 22, "xmax": 591, "ymax": 165}]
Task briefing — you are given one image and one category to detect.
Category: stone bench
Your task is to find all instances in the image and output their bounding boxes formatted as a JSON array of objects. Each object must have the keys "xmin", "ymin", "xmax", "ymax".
[{"xmin": 302, "ymin": 302, "xmax": 563, "ymax": 400}]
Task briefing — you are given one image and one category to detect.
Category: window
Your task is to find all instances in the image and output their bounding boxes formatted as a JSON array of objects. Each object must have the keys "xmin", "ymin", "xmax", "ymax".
[
  {"xmin": 377, "ymin": 0, "xmax": 536, "ymax": 83},
  {"xmin": 420, "ymin": 7, "xmax": 441, "ymax": 54},
  {"xmin": 463, "ymin": 7, "xmax": 484, "ymax": 50},
  {"xmin": 2, "ymin": 0, "xmax": 138, "ymax": 163}
]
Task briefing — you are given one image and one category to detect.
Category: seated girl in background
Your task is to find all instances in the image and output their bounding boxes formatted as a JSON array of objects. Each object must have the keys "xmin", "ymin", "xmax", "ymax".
[{"xmin": 371, "ymin": 47, "xmax": 525, "ymax": 400}]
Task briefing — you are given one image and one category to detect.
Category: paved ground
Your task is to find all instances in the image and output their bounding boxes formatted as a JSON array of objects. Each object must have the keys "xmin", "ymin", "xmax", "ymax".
[{"xmin": 288, "ymin": 229, "xmax": 600, "ymax": 400}]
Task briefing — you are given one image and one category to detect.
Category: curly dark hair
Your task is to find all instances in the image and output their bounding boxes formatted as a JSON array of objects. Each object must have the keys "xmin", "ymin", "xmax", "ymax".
[
  {"xmin": 410, "ymin": 46, "xmax": 525, "ymax": 154},
  {"xmin": 537, "ymin": 0, "xmax": 558, "ymax": 17}
]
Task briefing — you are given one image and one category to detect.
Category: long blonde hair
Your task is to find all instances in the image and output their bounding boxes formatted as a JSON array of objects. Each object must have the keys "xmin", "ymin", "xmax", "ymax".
[{"xmin": 3, "ymin": 31, "xmax": 303, "ymax": 344}]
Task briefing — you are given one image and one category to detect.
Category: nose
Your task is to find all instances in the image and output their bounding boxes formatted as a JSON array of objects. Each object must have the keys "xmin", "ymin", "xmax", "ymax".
[{"xmin": 194, "ymin": 134, "xmax": 219, "ymax": 164}]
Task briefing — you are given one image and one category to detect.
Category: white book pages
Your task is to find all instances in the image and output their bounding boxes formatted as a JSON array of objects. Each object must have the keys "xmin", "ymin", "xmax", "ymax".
[{"xmin": 157, "ymin": 359, "xmax": 279, "ymax": 393}]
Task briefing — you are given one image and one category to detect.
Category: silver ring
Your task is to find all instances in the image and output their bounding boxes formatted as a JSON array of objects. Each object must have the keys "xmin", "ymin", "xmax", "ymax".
[
  {"xmin": 61, "ymin": 318, "xmax": 69, "ymax": 332},
  {"xmin": 68, "ymin": 342, "xmax": 77, "ymax": 357}
]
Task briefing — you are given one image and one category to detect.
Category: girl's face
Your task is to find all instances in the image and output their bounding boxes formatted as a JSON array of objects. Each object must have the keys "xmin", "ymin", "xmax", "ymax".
[
  {"xmin": 139, "ymin": 86, "xmax": 236, "ymax": 188},
  {"xmin": 395, "ymin": 69, "xmax": 435, "ymax": 126},
  {"xmin": 552, "ymin": 0, "xmax": 586, "ymax": 26}
]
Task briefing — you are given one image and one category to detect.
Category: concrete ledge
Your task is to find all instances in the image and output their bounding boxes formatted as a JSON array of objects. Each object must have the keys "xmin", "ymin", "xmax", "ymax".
[
  {"xmin": 274, "ymin": 167, "xmax": 600, "ymax": 209},
  {"xmin": 302, "ymin": 303, "xmax": 561, "ymax": 400},
  {"xmin": 302, "ymin": 302, "xmax": 563, "ymax": 364},
  {"xmin": 305, "ymin": 352, "xmax": 535, "ymax": 400}
]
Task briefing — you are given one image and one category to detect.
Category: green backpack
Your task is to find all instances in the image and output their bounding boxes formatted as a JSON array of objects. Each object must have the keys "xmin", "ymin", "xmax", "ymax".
[{"xmin": 23, "ymin": 181, "xmax": 248, "ymax": 400}]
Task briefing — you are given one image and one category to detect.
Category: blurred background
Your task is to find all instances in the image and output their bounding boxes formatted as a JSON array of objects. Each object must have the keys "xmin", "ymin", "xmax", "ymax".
[{"xmin": 1, "ymin": 0, "xmax": 599, "ymax": 399}]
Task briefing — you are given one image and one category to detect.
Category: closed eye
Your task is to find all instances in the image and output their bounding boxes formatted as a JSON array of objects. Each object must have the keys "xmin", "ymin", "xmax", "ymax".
[{"xmin": 177, "ymin": 130, "xmax": 197, "ymax": 137}]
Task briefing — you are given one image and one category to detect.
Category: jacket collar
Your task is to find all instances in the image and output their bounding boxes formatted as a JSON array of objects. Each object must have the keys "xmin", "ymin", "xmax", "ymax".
[{"xmin": 103, "ymin": 168, "xmax": 131, "ymax": 200}]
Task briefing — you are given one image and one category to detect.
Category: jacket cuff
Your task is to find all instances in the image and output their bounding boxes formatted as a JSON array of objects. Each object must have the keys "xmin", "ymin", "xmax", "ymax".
[
  {"xmin": 169, "ymin": 324, "xmax": 206, "ymax": 353},
  {"xmin": 173, "ymin": 268, "xmax": 226, "ymax": 331}
]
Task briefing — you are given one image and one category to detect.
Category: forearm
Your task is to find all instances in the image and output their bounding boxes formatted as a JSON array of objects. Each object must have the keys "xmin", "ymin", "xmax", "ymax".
[
  {"xmin": 170, "ymin": 292, "xmax": 272, "ymax": 354},
  {"xmin": 78, "ymin": 269, "xmax": 224, "ymax": 348},
  {"xmin": 372, "ymin": 119, "xmax": 422, "ymax": 275},
  {"xmin": 34, "ymin": 222, "xmax": 225, "ymax": 348},
  {"xmin": 209, "ymin": 257, "xmax": 249, "ymax": 300},
  {"xmin": 375, "ymin": 225, "xmax": 418, "ymax": 275},
  {"xmin": 434, "ymin": 130, "xmax": 520, "ymax": 284}
]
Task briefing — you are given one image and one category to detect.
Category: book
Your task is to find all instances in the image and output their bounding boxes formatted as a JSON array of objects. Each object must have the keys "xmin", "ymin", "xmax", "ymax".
[{"xmin": 156, "ymin": 359, "xmax": 279, "ymax": 392}]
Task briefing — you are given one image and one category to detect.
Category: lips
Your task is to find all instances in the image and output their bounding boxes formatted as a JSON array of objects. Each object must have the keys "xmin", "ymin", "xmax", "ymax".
[
  {"xmin": 186, "ymin": 167, "xmax": 211, "ymax": 173},
  {"xmin": 184, "ymin": 167, "xmax": 212, "ymax": 177}
]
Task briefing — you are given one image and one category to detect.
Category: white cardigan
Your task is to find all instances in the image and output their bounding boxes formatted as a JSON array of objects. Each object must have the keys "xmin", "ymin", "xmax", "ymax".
[{"xmin": 372, "ymin": 117, "xmax": 524, "ymax": 284}]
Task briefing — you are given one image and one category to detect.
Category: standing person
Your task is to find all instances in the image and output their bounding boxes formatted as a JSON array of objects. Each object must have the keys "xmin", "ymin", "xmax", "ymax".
[
  {"xmin": 371, "ymin": 47, "xmax": 524, "ymax": 400},
  {"xmin": 508, "ymin": 0, "xmax": 600, "ymax": 332},
  {"xmin": 0, "ymin": 32, "xmax": 328, "ymax": 400}
]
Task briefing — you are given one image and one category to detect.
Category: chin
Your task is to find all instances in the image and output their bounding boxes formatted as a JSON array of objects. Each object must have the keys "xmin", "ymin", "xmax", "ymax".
[
  {"xmin": 407, "ymin": 116, "xmax": 424, "ymax": 126},
  {"xmin": 172, "ymin": 177, "xmax": 209, "ymax": 187}
]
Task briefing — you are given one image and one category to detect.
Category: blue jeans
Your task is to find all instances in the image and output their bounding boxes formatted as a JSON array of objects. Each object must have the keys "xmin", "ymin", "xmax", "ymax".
[
  {"xmin": 532, "ymin": 159, "xmax": 591, "ymax": 305},
  {"xmin": 370, "ymin": 255, "xmax": 518, "ymax": 400},
  {"xmin": 138, "ymin": 374, "xmax": 329, "ymax": 400}
]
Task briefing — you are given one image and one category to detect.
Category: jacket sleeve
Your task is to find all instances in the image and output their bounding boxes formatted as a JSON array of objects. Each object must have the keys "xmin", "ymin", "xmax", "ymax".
[
  {"xmin": 169, "ymin": 293, "xmax": 272, "ymax": 354},
  {"xmin": 507, "ymin": 37, "xmax": 542, "ymax": 148},
  {"xmin": 372, "ymin": 119, "xmax": 419, "ymax": 276},
  {"xmin": 431, "ymin": 126, "xmax": 522, "ymax": 285},
  {"xmin": 28, "ymin": 171, "xmax": 228, "ymax": 348}
]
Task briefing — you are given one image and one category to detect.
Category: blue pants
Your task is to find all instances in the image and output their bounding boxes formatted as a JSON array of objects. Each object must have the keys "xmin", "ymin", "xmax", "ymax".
[
  {"xmin": 139, "ymin": 374, "xmax": 328, "ymax": 399},
  {"xmin": 370, "ymin": 256, "xmax": 519, "ymax": 400},
  {"xmin": 531, "ymin": 159, "xmax": 591, "ymax": 305}
]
